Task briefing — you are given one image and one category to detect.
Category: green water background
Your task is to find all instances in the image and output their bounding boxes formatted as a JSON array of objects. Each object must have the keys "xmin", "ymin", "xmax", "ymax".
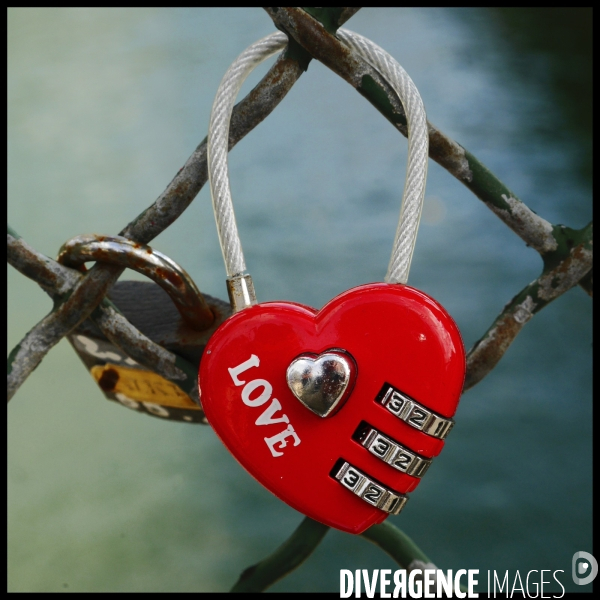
[{"xmin": 7, "ymin": 8, "xmax": 592, "ymax": 593}]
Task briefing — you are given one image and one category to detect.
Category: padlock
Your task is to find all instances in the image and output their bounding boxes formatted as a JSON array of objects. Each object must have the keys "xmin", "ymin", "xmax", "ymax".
[
  {"xmin": 58, "ymin": 234, "xmax": 231, "ymax": 424},
  {"xmin": 198, "ymin": 30, "xmax": 465, "ymax": 534}
]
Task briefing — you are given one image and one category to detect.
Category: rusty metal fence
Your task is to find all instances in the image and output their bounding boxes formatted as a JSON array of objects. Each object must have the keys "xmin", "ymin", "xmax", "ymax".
[{"xmin": 7, "ymin": 7, "xmax": 592, "ymax": 592}]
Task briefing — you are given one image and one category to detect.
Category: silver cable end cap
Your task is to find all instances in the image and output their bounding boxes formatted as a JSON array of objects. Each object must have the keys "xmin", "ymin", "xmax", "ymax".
[{"xmin": 226, "ymin": 274, "xmax": 257, "ymax": 313}]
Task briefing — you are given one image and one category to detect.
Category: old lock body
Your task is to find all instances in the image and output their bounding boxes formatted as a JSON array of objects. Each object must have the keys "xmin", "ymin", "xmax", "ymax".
[{"xmin": 59, "ymin": 235, "xmax": 231, "ymax": 424}]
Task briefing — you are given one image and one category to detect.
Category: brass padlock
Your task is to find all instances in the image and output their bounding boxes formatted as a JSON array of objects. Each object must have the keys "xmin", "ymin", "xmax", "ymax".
[{"xmin": 58, "ymin": 235, "xmax": 231, "ymax": 424}]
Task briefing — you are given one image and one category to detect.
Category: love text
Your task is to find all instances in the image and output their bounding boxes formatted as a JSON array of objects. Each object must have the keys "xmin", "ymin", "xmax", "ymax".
[{"xmin": 228, "ymin": 354, "xmax": 301, "ymax": 457}]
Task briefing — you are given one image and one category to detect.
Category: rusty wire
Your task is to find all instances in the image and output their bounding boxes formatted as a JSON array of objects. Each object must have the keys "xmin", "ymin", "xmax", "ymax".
[
  {"xmin": 265, "ymin": 8, "xmax": 568, "ymax": 252},
  {"xmin": 8, "ymin": 230, "xmax": 199, "ymax": 404},
  {"xmin": 8, "ymin": 6, "xmax": 593, "ymax": 403},
  {"xmin": 6, "ymin": 7, "xmax": 593, "ymax": 594},
  {"xmin": 58, "ymin": 234, "xmax": 215, "ymax": 331},
  {"xmin": 6, "ymin": 7, "xmax": 366, "ymax": 403},
  {"xmin": 7, "ymin": 52, "xmax": 304, "ymax": 401},
  {"xmin": 464, "ymin": 222, "xmax": 593, "ymax": 389},
  {"xmin": 263, "ymin": 6, "xmax": 593, "ymax": 393}
]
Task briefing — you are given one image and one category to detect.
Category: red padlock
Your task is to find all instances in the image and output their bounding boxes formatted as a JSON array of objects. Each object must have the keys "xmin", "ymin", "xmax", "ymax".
[{"xmin": 199, "ymin": 29, "xmax": 465, "ymax": 534}]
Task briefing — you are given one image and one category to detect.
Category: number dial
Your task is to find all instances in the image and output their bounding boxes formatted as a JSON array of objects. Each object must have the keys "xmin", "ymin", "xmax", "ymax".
[
  {"xmin": 334, "ymin": 461, "xmax": 407, "ymax": 514},
  {"xmin": 358, "ymin": 426, "xmax": 432, "ymax": 477},
  {"xmin": 377, "ymin": 384, "xmax": 454, "ymax": 439},
  {"xmin": 200, "ymin": 283, "xmax": 465, "ymax": 534}
]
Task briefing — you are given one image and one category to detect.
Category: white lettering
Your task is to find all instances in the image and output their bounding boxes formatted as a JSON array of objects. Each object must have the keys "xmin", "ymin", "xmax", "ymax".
[
  {"xmin": 340, "ymin": 570, "xmax": 353, "ymax": 598},
  {"xmin": 380, "ymin": 569, "xmax": 391, "ymax": 598},
  {"xmin": 454, "ymin": 569, "xmax": 466, "ymax": 598},
  {"xmin": 526, "ymin": 570, "xmax": 539, "ymax": 598},
  {"xmin": 408, "ymin": 570, "xmax": 422, "ymax": 598},
  {"xmin": 540, "ymin": 570, "xmax": 551, "ymax": 598},
  {"xmin": 229, "ymin": 354, "xmax": 301, "ymax": 454},
  {"xmin": 468, "ymin": 570, "xmax": 479, "ymax": 597},
  {"xmin": 241, "ymin": 379, "xmax": 272, "ymax": 407},
  {"xmin": 494, "ymin": 571, "xmax": 508, "ymax": 597},
  {"xmin": 393, "ymin": 570, "xmax": 406, "ymax": 598},
  {"xmin": 264, "ymin": 425, "xmax": 301, "ymax": 457},
  {"xmin": 228, "ymin": 354, "xmax": 260, "ymax": 386},
  {"xmin": 552, "ymin": 570, "xmax": 565, "ymax": 598},
  {"xmin": 437, "ymin": 570, "xmax": 453, "ymax": 597},
  {"xmin": 255, "ymin": 398, "xmax": 290, "ymax": 426},
  {"xmin": 423, "ymin": 569, "xmax": 435, "ymax": 598},
  {"xmin": 338, "ymin": 569, "xmax": 480, "ymax": 598},
  {"xmin": 363, "ymin": 570, "xmax": 378, "ymax": 599},
  {"xmin": 511, "ymin": 571, "xmax": 525, "ymax": 597}
]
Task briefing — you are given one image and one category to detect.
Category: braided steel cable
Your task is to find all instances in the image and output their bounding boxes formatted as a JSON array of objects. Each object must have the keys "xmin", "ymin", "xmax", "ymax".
[
  {"xmin": 208, "ymin": 32, "xmax": 289, "ymax": 277},
  {"xmin": 208, "ymin": 29, "xmax": 428, "ymax": 284},
  {"xmin": 336, "ymin": 30, "xmax": 428, "ymax": 284}
]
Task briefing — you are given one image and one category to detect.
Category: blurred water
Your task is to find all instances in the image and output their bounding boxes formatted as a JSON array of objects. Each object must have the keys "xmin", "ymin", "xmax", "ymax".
[{"xmin": 8, "ymin": 8, "xmax": 591, "ymax": 593}]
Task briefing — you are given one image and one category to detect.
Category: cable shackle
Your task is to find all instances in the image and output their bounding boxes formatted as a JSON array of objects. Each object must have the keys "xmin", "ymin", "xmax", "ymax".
[{"xmin": 207, "ymin": 29, "xmax": 429, "ymax": 311}]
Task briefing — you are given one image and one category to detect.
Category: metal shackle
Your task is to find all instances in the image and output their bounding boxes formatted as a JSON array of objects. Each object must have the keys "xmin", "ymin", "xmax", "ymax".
[
  {"xmin": 207, "ymin": 30, "xmax": 429, "ymax": 312},
  {"xmin": 57, "ymin": 234, "xmax": 215, "ymax": 331}
]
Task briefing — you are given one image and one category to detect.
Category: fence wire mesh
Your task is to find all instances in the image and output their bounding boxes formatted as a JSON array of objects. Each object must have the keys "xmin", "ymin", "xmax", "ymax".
[{"xmin": 8, "ymin": 7, "xmax": 592, "ymax": 593}]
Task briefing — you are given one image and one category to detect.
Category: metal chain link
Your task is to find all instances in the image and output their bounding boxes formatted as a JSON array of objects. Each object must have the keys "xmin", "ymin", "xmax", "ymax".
[{"xmin": 208, "ymin": 29, "xmax": 429, "ymax": 285}]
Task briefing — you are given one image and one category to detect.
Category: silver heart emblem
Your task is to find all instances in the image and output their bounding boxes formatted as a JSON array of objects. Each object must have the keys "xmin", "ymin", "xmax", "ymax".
[{"xmin": 286, "ymin": 350, "xmax": 356, "ymax": 418}]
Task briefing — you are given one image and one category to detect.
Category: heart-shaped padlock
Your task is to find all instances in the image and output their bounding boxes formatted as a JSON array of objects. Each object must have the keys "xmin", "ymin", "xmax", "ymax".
[{"xmin": 199, "ymin": 30, "xmax": 465, "ymax": 534}]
